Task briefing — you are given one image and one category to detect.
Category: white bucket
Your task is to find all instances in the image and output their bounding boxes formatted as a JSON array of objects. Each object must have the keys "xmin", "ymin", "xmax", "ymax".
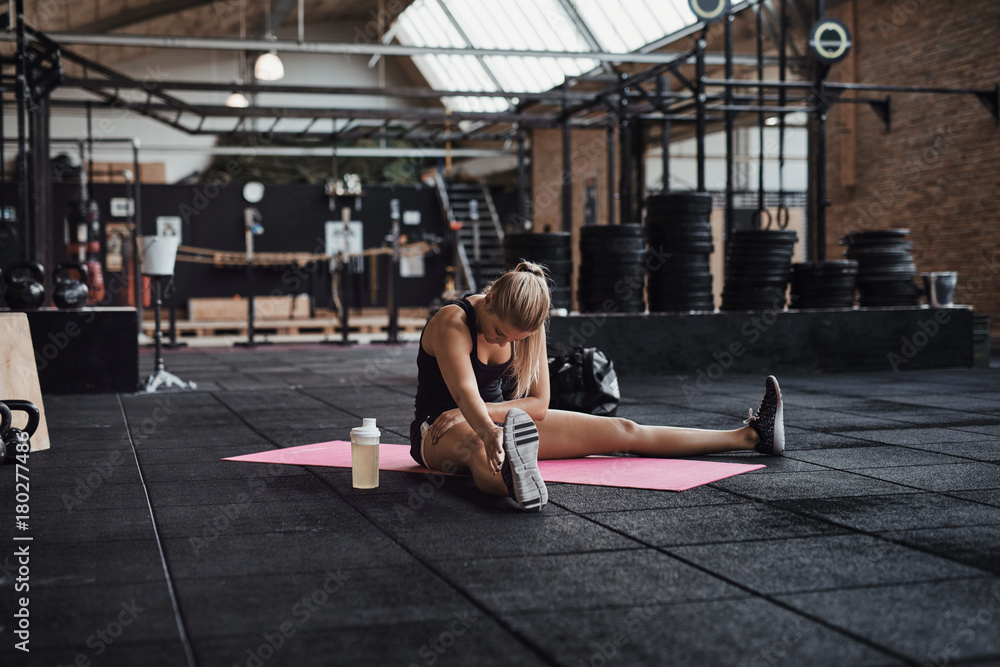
[{"xmin": 138, "ymin": 235, "xmax": 180, "ymax": 276}]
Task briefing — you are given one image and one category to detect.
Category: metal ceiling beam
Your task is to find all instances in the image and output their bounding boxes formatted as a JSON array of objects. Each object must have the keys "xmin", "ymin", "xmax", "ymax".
[
  {"xmin": 431, "ymin": 0, "xmax": 506, "ymax": 94},
  {"xmin": 61, "ymin": 76, "xmax": 598, "ymax": 103},
  {"xmin": 555, "ymin": 0, "xmax": 612, "ymax": 74},
  {"xmin": 75, "ymin": 0, "xmax": 217, "ymax": 33},
  {"xmin": 10, "ymin": 31, "xmax": 796, "ymax": 65},
  {"xmin": 49, "ymin": 98, "xmax": 570, "ymax": 128},
  {"xmin": 267, "ymin": 0, "xmax": 298, "ymax": 36}
]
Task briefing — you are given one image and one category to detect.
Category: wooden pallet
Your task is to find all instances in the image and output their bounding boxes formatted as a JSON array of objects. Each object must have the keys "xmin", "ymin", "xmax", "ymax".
[
  {"xmin": 188, "ymin": 295, "xmax": 310, "ymax": 321},
  {"xmin": 142, "ymin": 316, "xmax": 426, "ymax": 338}
]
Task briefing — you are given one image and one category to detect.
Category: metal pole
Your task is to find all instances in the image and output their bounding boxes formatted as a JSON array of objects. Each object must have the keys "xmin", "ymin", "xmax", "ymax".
[
  {"xmin": 14, "ymin": 0, "xmax": 31, "ymax": 259},
  {"xmin": 561, "ymin": 111, "xmax": 573, "ymax": 232},
  {"xmin": 756, "ymin": 0, "xmax": 766, "ymax": 220},
  {"xmin": 606, "ymin": 121, "xmax": 615, "ymax": 226},
  {"xmin": 517, "ymin": 130, "xmax": 528, "ymax": 224},
  {"xmin": 132, "ymin": 142, "xmax": 144, "ymax": 332},
  {"xmin": 777, "ymin": 0, "xmax": 789, "ymax": 223},
  {"xmin": 153, "ymin": 276, "xmax": 165, "ymax": 374},
  {"xmin": 633, "ymin": 117, "xmax": 645, "ymax": 219},
  {"xmin": 724, "ymin": 12, "xmax": 735, "ymax": 248},
  {"xmin": 695, "ymin": 31, "xmax": 707, "ymax": 193},
  {"xmin": 658, "ymin": 74, "xmax": 670, "ymax": 192},
  {"xmin": 814, "ymin": 0, "xmax": 828, "ymax": 260},
  {"xmin": 619, "ymin": 96, "xmax": 631, "ymax": 225}
]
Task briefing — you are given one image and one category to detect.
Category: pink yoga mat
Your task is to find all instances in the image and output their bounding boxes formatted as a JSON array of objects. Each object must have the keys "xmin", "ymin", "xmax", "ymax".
[{"xmin": 223, "ymin": 440, "xmax": 764, "ymax": 492}]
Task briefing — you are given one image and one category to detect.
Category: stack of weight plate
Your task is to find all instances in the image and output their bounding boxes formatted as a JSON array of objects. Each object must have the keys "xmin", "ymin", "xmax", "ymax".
[
  {"xmin": 502, "ymin": 232, "xmax": 572, "ymax": 310},
  {"xmin": 644, "ymin": 192, "xmax": 715, "ymax": 312},
  {"xmin": 721, "ymin": 229, "xmax": 798, "ymax": 310},
  {"xmin": 840, "ymin": 229, "xmax": 922, "ymax": 307},
  {"xmin": 578, "ymin": 224, "xmax": 646, "ymax": 313},
  {"xmin": 790, "ymin": 260, "xmax": 859, "ymax": 309}
]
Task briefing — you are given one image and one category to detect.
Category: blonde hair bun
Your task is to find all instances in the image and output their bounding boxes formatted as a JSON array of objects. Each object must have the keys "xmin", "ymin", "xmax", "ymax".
[{"xmin": 514, "ymin": 261, "xmax": 546, "ymax": 279}]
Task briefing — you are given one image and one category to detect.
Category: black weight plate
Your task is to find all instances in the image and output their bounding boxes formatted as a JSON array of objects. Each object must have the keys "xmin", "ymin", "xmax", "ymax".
[
  {"xmin": 793, "ymin": 260, "xmax": 859, "ymax": 274},
  {"xmin": 503, "ymin": 232, "xmax": 572, "ymax": 246},
  {"xmin": 580, "ymin": 224, "xmax": 646, "ymax": 238},
  {"xmin": 645, "ymin": 192, "xmax": 713, "ymax": 206},
  {"xmin": 733, "ymin": 229, "xmax": 799, "ymax": 239},
  {"xmin": 580, "ymin": 239, "xmax": 648, "ymax": 254},
  {"xmin": 504, "ymin": 247, "xmax": 572, "ymax": 263}
]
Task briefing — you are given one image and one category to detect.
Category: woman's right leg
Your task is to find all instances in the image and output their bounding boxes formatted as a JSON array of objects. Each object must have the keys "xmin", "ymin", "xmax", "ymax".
[
  {"xmin": 535, "ymin": 409, "xmax": 757, "ymax": 459},
  {"xmin": 421, "ymin": 422, "xmax": 508, "ymax": 497}
]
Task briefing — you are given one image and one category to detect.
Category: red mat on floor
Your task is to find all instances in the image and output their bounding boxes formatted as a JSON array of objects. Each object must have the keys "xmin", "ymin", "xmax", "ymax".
[{"xmin": 223, "ymin": 440, "xmax": 765, "ymax": 492}]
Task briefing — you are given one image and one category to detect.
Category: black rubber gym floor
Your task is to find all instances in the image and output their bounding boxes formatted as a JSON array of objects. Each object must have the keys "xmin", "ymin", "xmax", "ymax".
[{"xmin": 2, "ymin": 344, "xmax": 999, "ymax": 666}]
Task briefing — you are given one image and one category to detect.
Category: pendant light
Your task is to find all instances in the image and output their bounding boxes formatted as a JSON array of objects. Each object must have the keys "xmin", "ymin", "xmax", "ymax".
[
  {"xmin": 254, "ymin": 0, "xmax": 284, "ymax": 81},
  {"xmin": 227, "ymin": 1, "xmax": 253, "ymax": 107}
]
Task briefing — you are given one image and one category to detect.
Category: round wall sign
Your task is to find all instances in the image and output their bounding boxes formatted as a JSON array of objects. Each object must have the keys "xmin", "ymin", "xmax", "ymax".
[
  {"xmin": 688, "ymin": 0, "xmax": 729, "ymax": 23},
  {"xmin": 808, "ymin": 18, "xmax": 852, "ymax": 63},
  {"xmin": 242, "ymin": 181, "xmax": 265, "ymax": 203}
]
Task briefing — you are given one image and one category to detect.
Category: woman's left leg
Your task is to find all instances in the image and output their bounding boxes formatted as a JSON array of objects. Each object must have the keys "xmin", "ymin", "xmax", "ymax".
[{"xmin": 535, "ymin": 410, "xmax": 757, "ymax": 460}]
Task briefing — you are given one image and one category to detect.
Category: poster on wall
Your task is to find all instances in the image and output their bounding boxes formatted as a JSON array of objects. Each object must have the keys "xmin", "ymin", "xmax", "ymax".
[
  {"xmin": 156, "ymin": 215, "xmax": 182, "ymax": 242},
  {"xmin": 105, "ymin": 223, "xmax": 131, "ymax": 272},
  {"xmin": 400, "ymin": 254, "xmax": 425, "ymax": 278},
  {"xmin": 110, "ymin": 197, "xmax": 135, "ymax": 218},
  {"xmin": 324, "ymin": 220, "xmax": 363, "ymax": 256}
]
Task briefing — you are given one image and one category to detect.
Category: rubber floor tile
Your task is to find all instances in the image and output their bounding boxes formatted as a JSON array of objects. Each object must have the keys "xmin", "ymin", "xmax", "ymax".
[
  {"xmin": 0, "ymin": 581, "xmax": 179, "ymax": 651},
  {"xmin": 853, "ymin": 463, "xmax": 1000, "ymax": 493},
  {"xmin": 174, "ymin": 565, "xmax": 471, "ymax": 638},
  {"xmin": 776, "ymin": 578, "xmax": 1000, "ymax": 664},
  {"xmin": 773, "ymin": 492, "xmax": 1000, "ymax": 532},
  {"xmin": 667, "ymin": 534, "xmax": 984, "ymax": 594},
  {"xmin": 190, "ymin": 619, "xmax": 549, "ymax": 667},
  {"xmin": 435, "ymin": 549, "xmax": 746, "ymax": 613},
  {"xmin": 590, "ymin": 503, "xmax": 846, "ymax": 547},
  {"xmin": 387, "ymin": 513, "xmax": 640, "ymax": 561},
  {"xmin": 505, "ymin": 598, "xmax": 900, "ymax": 667},
  {"xmin": 161, "ymin": 529, "xmax": 413, "ymax": 580}
]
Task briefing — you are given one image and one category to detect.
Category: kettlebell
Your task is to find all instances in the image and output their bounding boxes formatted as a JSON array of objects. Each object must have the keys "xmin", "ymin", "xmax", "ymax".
[
  {"xmin": 3, "ymin": 261, "xmax": 46, "ymax": 309},
  {"xmin": 0, "ymin": 399, "xmax": 38, "ymax": 464},
  {"xmin": 0, "ymin": 402, "xmax": 11, "ymax": 463},
  {"xmin": 53, "ymin": 262, "xmax": 90, "ymax": 309}
]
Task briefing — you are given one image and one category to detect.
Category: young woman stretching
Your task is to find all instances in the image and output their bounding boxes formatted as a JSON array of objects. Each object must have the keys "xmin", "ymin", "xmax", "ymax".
[{"xmin": 410, "ymin": 262, "xmax": 784, "ymax": 511}]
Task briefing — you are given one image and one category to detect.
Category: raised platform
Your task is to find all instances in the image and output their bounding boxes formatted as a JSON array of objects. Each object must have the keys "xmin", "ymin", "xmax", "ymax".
[
  {"xmin": 26, "ymin": 307, "xmax": 139, "ymax": 394},
  {"xmin": 548, "ymin": 306, "xmax": 975, "ymax": 375}
]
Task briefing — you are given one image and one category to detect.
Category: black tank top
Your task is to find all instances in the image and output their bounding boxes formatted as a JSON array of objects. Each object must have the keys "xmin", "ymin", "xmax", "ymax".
[{"xmin": 410, "ymin": 298, "xmax": 513, "ymax": 459}]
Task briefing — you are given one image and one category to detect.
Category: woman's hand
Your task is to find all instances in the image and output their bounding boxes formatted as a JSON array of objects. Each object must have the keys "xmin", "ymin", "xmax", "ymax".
[
  {"xmin": 477, "ymin": 424, "xmax": 504, "ymax": 475},
  {"xmin": 427, "ymin": 408, "xmax": 466, "ymax": 446}
]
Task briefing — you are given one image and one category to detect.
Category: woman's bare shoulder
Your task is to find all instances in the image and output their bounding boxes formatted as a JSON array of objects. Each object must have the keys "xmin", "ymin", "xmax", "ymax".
[{"xmin": 423, "ymin": 303, "xmax": 471, "ymax": 356}]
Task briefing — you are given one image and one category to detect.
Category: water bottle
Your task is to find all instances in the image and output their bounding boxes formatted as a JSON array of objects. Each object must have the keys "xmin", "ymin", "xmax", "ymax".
[{"xmin": 350, "ymin": 418, "xmax": 380, "ymax": 489}]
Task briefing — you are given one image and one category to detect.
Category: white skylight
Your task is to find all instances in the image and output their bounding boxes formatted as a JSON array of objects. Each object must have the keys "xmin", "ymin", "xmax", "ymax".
[{"xmin": 395, "ymin": 0, "xmax": 705, "ymax": 112}]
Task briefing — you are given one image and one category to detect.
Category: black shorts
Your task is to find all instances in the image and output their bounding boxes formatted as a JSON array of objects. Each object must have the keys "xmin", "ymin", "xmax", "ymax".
[
  {"xmin": 409, "ymin": 416, "xmax": 504, "ymax": 469},
  {"xmin": 409, "ymin": 418, "xmax": 429, "ymax": 467}
]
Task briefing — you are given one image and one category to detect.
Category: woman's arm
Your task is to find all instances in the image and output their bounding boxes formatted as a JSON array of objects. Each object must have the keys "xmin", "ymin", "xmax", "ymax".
[
  {"xmin": 425, "ymin": 308, "xmax": 505, "ymax": 472},
  {"xmin": 483, "ymin": 326, "xmax": 550, "ymax": 423}
]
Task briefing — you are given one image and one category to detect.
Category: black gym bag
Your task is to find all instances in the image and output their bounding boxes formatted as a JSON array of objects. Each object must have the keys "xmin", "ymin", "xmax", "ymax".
[{"xmin": 547, "ymin": 346, "xmax": 620, "ymax": 416}]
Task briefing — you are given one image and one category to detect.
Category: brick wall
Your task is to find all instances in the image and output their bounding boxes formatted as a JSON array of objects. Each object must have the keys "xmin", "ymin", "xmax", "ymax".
[
  {"xmin": 826, "ymin": 0, "xmax": 1000, "ymax": 333},
  {"xmin": 532, "ymin": 127, "xmax": 615, "ymax": 310},
  {"xmin": 531, "ymin": 1, "xmax": 999, "ymax": 331}
]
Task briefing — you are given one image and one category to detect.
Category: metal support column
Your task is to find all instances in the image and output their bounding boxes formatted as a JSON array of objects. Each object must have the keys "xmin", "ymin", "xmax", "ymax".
[
  {"xmin": 658, "ymin": 74, "xmax": 670, "ymax": 192},
  {"xmin": 31, "ymin": 96, "xmax": 52, "ymax": 295},
  {"xmin": 606, "ymin": 121, "xmax": 615, "ymax": 226},
  {"xmin": 695, "ymin": 31, "xmax": 707, "ymax": 192},
  {"xmin": 132, "ymin": 140, "xmax": 144, "ymax": 330},
  {"xmin": 619, "ymin": 93, "xmax": 631, "ymax": 225},
  {"xmin": 632, "ymin": 117, "xmax": 645, "ymax": 220},
  {"xmin": 14, "ymin": 0, "xmax": 32, "ymax": 259},
  {"xmin": 516, "ymin": 130, "xmax": 528, "ymax": 225},
  {"xmin": 724, "ymin": 12, "xmax": 735, "ymax": 250},
  {"xmin": 812, "ymin": 0, "xmax": 830, "ymax": 260},
  {"xmin": 561, "ymin": 112, "xmax": 573, "ymax": 232}
]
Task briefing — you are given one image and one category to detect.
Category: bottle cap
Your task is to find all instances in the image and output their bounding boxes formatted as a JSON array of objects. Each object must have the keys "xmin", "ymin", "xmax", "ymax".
[{"xmin": 351, "ymin": 417, "xmax": 380, "ymax": 439}]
